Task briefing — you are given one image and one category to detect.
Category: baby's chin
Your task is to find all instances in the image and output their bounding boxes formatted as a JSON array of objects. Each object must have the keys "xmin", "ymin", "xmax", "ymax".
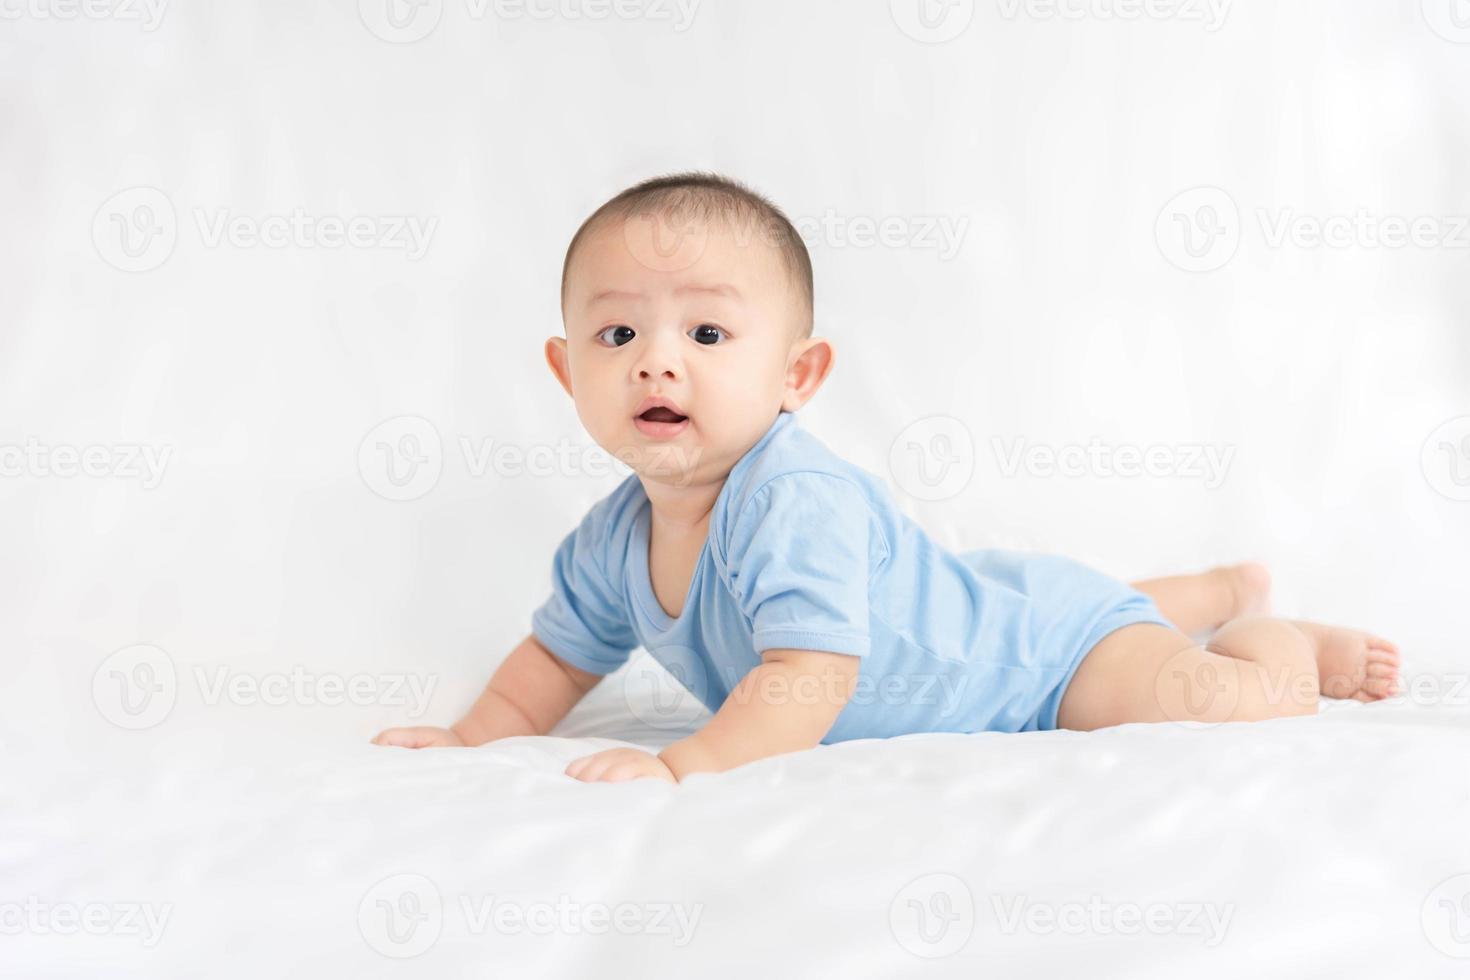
[
  {"xmin": 633, "ymin": 462, "xmax": 712, "ymax": 490},
  {"xmin": 596, "ymin": 433, "xmax": 708, "ymax": 485}
]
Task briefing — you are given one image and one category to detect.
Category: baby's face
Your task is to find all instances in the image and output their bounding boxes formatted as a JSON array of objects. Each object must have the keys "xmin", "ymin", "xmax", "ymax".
[{"xmin": 551, "ymin": 214, "xmax": 820, "ymax": 488}]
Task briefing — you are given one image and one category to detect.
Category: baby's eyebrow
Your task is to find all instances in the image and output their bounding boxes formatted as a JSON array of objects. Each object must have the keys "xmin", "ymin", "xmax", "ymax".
[
  {"xmin": 675, "ymin": 283, "xmax": 741, "ymax": 300},
  {"xmin": 586, "ymin": 283, "xmax": 741, "ymax": 305},
  {"xmin": 587, "ymin": 288, "xmax": 641, "ymax": 305}
]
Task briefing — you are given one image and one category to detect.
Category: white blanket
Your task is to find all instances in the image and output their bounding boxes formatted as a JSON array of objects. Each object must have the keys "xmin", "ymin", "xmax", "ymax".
[{"xmin": 8, "ymin": 651, "xmax": 1470, "ymax": 978}]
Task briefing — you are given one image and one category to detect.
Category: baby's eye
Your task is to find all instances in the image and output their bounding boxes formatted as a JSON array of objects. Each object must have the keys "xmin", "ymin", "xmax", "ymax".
[
  {"xmin": 596, "ymin": 325, "xmax": 636, "ymax": 347},
  {"xmin": 689, "ymin": 324, "xmax": 726, "ymax": 346}
]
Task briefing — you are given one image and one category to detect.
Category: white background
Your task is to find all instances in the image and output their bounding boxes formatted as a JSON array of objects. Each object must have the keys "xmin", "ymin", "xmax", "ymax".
[{"xmin": 3, "ymin": 0, "xmax": 1468, "ymax": 748}]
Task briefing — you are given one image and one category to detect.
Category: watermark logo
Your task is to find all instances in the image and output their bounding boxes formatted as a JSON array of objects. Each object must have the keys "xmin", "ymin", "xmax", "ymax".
[
  {"xmin": 1153, "ymin": 648, "xmax": 1322, "ymax": 726},
  {"xmin": 359, "ymin": 416, "xmax": 443, "ymax": 502},
  {"xmin": 0, "ymin": 0, "xmax": 169, "ymax": 30},
  {"xmin": 358, "ymin": 874, "xmax": 702, "ymax": 955},
  {"xmin": 890, "ymin": 0, "xmax": 974, "ymax": 43},
  {"xmin": 1152, "ymin": 646, "xmax": 1238, "ymax": 727},
  {"xmin": 621, "ymin": 204, "xmax": 710, "ymax": 274},
  {"xmin": 92, "ymin": 644, "xmax": 178, "ymax": 730},
  {"xmin": 359, "ymin": 874, "xmax": 443, "ymax": 958},
  {"xmin": 1156, "ymin": 186, "xmax": 1240, "ymax": 273},
  {"xmin": 1422, "ymin": 416, "xmax": 1470, "ymax": 502},
  {"xmin": 92, "ymin": 186, "xmax": 177, "ymax": 273},
  {"xmin": 1158, "ymin": 186, "xmax": 1470, "ymax": 272},
  {"xmin": 92, "ymin": 645, "xmax": 437, "ymax": 729},
  {"xmin": 889, "ymin": 416, "xmax": 976, "ymax": 502},
  {"xmin": 358, "ymin": 418, "xmax": 704, "ymax": 500},
  {"xmin": 1423, "ymin": 0, "xmax": 1470, "ymax": 43},
  {"xmin": 622, "ymin": 647, "xmax": 714, "ymax": 729},
  {"xmin": 358, "ymin": 0, "xmax": 443, "ymax": 42},
  {"xmin": 1422, "ymin": 873, "xmax": 1470, "ymax": 958},
  {"xmin": 890, "ymin": 873, "xmax": 975, "ymax": 958},
  {"xmin": 93, "ymin": 187, "xmax": 438, "ymax": 270}
]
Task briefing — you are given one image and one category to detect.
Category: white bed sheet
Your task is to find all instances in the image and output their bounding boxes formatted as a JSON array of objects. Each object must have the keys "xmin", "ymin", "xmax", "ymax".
[{"xmin": 7, "ymin": 651, "xmax": 1470, "ymax": 978}]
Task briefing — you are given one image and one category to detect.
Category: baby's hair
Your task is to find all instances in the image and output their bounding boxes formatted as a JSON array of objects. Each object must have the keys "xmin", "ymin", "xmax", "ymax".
[{"xmin": 561, "ymin": 171, "xmax": 815, "ymax": 339}]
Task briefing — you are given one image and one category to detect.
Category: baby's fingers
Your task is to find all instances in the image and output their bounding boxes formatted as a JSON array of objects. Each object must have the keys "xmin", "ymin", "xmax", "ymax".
[
  {"xmin": 371, "ymin": 726, "xmax": 444, "ymax": 748},
  {"xmin": 565, "ymin": 753, "xmax": 607, "ymax": 781},
  {"xmin": 370, "ymin": 727, "xmax": 415, "ymax": 747},
  {"xmin": 600, "ymin": 762, "xmax": 648, "ymax": 783}
]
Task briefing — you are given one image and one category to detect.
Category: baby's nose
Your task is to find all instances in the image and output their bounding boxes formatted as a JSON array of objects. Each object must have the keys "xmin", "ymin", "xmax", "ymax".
[{"xmin": 632, "ymin": 343, "xmax": 682, "ymax": 380}]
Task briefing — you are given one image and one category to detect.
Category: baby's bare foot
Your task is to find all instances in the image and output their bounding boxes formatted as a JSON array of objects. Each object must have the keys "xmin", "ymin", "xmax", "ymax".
[
  {"xmin": 1217, "ymin": 561, "xmax": 1273, "ymax": 621},
  {"xmin": 1294, "ymin": 621, "xmax": 1402, "ymax": 701}
]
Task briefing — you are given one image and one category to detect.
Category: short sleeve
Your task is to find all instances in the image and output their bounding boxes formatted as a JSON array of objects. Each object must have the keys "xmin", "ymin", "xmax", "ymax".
[
  {"xmin": 530, "ymin": 507, "xmax": 639, "ymax": 675},
  {"xmin": 725, "ymin": 473, "xmax": 873, "ymax": 657}
]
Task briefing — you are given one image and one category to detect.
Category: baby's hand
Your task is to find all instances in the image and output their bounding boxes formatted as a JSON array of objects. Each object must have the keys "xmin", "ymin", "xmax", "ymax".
[
  {"xmin": 565, "ymin": 747, "xmax": 676, "ymax": 784},
  {"xmin": 371, "ymin": 726, "xmax": 466, "ymax": 749}
]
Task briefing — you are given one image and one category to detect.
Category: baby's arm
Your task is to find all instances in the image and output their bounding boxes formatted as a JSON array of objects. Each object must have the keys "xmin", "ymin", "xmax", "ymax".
[
  {"xmin": 663, "ymin": 648, "xmax": 860, "ymax": 776},
  {"xmin": 372, "ymin": 634, "xmax": 602, "ymax": 748},
  {"xmin": 563, "ymin": 648, "xmax": 859, "ymax": 782}
]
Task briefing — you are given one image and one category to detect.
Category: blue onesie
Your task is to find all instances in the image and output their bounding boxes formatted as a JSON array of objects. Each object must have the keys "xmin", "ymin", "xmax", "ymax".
[{"xmin": 531, "ymin": 410, "xmax": 1171, "ymax": 742}]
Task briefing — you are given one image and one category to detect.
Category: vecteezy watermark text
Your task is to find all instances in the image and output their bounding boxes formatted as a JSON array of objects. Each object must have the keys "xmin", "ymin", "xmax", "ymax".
[
  {"xmin": 0, "ymin": 439, "xmax": 173, "ymax": 490},
  {"xmin": 992, "ymin": 436, "xmax": 1236, "ymax": 489},
  {"xmin": 357, "ymin": 874, "xmax": 702, "ymax": 958},
  {"xmin": 358, "ymin": 416, "xmax": 705, "ymax": 502},
  {"xmin": 1157, "ymin": 185, "xmax": 1470, "ymax": 272},
  {"xmin": 92, "ymin": 644, "xmax": 438, "ymax": 730},
  {"xmin": 619, "ymin": 652, "xmax": 975, "ymax": 730},
  {"xmin": 989, "ymin": 894, "xmax": 1234, "ymax": 946},
  {"xmin": 995, "ymin": 0, "xmax": 1232, "ymax": 30},
  {"xmin": 0, "ymin": 0, "xmax": 168, "ymax": 29},
  {"xmin": 888, "ymin": 873, "xmax": 1235, "ymax": 960},
  {"xmin": 0, "ymin": 897, "xmax": 173, "ymax": 947},
  {"xmin": 887, "ymin": 417, "xmax": 1236, "ymax": 501},
  {"xmin": 92, "ymin": 186, "xmax": 438, "ymax": 273},
  {"xmin": 358, "ymin": 0, "xmax": 701, "ymax": 43},
  {"xmin": 1257, "ymin": 209, "xmax": 1470, "ymax": 251},
  {"xmin": 788, "ymin": 211, "xmax": 970, "ymax": 261},
  {"xmin": 193, "ymin": 208, "xmax": 437, "ymax": 259}
]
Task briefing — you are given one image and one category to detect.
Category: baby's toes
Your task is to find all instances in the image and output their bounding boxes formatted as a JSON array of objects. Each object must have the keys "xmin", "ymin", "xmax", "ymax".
[
  {"xmin": 1366, "ymin": 659, "xmax": 1396, "ymax": 675},
  {"xmin": 1366, "ymin": 641, "xmax": 1401, "ymax": 677},
  {"xmin": 1360, "ymin": 663, "xmax": 1400, "ymax": 699},
  {"xmin": 1362, "ymin": 676, "xmax": 1398, "ymax": 699},
  {"xmin": 1367, "ymin": 636, "xmax": 1401, "ymax": 662}
]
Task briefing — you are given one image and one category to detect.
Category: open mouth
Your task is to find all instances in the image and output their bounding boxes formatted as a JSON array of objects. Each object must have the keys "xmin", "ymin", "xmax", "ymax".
[
  {"xmin": 638, "ymin": 406, "xmax": 688, "ymax": 424},
  {"xmin": 633, "ymin": 401, "xmax": 691, "ymax": 439}
]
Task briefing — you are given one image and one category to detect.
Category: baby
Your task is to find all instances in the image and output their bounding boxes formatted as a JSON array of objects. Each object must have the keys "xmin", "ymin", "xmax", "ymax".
[{"xmin": 372, "ymin": 172, "xmax": 1402, "ymax": 783}]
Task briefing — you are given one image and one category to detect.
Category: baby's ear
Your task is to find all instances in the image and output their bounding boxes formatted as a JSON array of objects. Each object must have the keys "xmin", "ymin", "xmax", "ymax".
[
  {"xmin": 782, "ymin": 337, "xmax": 835, "ymax": 411},
  {"xmin": 544, "ymin": 336, "xmax": 574, "ymax": 397}
]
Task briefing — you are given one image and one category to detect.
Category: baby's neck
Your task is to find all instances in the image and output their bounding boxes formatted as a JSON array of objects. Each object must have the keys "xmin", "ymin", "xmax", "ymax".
[{"xmin": 640, "ymin": 473, "xmax": 725, "ymax": 533}]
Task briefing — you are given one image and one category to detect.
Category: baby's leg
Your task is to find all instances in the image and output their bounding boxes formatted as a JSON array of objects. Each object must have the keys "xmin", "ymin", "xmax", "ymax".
[
  {"xmin": 1131, "ymin": 562, "xmax": 1271, "ymax": 635},
  {"xmin": 1056, "ymin": 617, "xmax": 1401, "ymax": 731}
]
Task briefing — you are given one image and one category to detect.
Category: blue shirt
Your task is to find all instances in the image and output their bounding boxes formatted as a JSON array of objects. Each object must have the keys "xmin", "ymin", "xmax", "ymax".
[{"xmin": 530, "ymin": 410, "xmax": 1167, "ymax": 741}]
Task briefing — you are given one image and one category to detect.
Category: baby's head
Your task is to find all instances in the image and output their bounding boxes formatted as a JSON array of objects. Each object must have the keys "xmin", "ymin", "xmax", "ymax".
[{"xmin": 547, "ymin": 173, "xmax": 833, "ymax": 489}]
